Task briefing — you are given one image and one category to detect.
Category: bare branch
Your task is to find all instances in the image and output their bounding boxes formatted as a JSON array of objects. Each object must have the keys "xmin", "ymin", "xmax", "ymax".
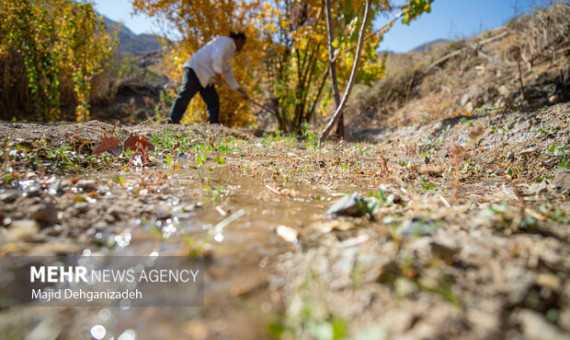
[{"xmin": 319, "ymin": 0, "xmax": 372, "ymax": 145}]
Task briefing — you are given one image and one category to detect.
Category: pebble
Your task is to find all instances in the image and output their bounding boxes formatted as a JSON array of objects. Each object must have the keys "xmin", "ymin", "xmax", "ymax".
[
  {"xmin": 553, "ymin": 169, "xmax": 570, "ymax": 194},
  {"xmin": 30, "ymin": 203, "xmax": 61, "ymax": 225},
  {"xmin": 395, "ymin": 277, "xmax": 418, "ymax": 298},
  {"xmin": 536, "ymin": 273, "xmax": 561, "ymax": 291},
  {"xmin": 71, "ymin": 202, "xmax": 90, "ymax": 216},
  {"xmin": 8, "ymin": 220, "xmax": 39, "ymax": 241},
  {"xmin": 75, "ymin": 179, "xmax": 97, "ymax": 191},
  {"xmin": 0, "ymin": 190, "xmax": 18, "ymax": 203},
  {"xmin": 276, "ymin": 225, "xmax": 299, "ymax": 243},
  {"xmin": 397, "ymin": 216, "xmax": 441, "ymax": 237},
  {"xmin": 326, "ymin": 193, "xmax": 365, "ymax": 217},
  {"xmin": 513, "ymin": 309, "xmax": 570, "ymax": 340}
]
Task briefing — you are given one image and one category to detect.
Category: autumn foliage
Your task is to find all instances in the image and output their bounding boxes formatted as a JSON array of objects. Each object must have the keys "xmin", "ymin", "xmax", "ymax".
[
  {"xmin": 134, "ymin": 0, "xmax": 432, "ymax": 131},
  {"xmin": 0, "ymin": 0, "xmax": 115, "ymax": 122},
  {"xmin": 0, "ymin": 0, "xmax": 432, "ymax": 128}
]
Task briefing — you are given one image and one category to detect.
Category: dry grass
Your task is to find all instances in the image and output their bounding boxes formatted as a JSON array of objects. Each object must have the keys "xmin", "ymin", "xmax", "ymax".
[{"xmin": 347, "ymin": 0, "xmax": 569, "ymax": 132}]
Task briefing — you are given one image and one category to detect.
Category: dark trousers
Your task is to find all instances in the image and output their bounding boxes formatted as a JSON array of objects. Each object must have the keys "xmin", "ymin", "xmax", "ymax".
[{"xmin": 169, "ymin": 67, "xmax": 219, "ymax": 124}]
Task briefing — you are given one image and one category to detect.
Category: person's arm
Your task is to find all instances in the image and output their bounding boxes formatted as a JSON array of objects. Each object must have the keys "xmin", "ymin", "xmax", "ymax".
[
  {"xmin": 222, "ymin": 61, "xmax": 240, "ymax": 91},
  {"xmin": 212, "ymin": 38, "xmax": 247, "ymax": 97}
]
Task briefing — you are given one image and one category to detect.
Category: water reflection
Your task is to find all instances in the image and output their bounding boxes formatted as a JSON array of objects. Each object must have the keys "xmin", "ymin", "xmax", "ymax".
[{"xmin": 90, "ymin": 324, "xmax": 106, "ymax": 339}]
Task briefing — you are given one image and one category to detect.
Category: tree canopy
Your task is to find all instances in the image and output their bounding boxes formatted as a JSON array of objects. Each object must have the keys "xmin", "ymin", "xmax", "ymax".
[{"xmin": 133, "ymin": 0, "xmax": 433, "ymax": 131}]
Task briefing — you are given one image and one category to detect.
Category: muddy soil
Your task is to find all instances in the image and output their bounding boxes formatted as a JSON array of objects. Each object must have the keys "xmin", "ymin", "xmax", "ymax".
[{"xmin": 0, "ymin": 103, "xmax": 569, "ymax": 339}]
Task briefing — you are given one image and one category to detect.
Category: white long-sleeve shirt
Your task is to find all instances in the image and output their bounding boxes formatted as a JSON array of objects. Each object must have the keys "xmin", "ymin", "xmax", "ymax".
[{"xmin": 184, "ymin": 36, "xmax": 241, "ymax": 90}]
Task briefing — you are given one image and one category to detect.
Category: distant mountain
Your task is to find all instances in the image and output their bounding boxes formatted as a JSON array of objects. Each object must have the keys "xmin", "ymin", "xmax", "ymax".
[
  {"xmin": 410, "ymin": 39, "xmax": 451, "ymax": 53},
  {"xmin": 101, "ymin": 16, "xmax": 162, "ymax": 55}
]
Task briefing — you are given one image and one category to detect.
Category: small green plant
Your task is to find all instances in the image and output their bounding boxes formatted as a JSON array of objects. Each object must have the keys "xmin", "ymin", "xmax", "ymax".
[
  {"xmin": 484, "ymin": 201, "xmax": 513, "ymax": 230},
  {"xmin": 459, "ymin": 116, "xmax": 473, "ymax": 127},
  {"xmin": 151, "ymin": 129, "xmax": 191, "ymax": 153},
  {"xmin": 300, "ymin": 122, "xmax": 319, "ymax": 148},
  {"xmin": 418, "ymin": 136, "xmax": 435, "ymax": 151},
  {"xmin": 196, "ymin": 149, "xmax": 208, "ymax": 165},
  {"xmin": 548, "ymin": 143, "xmax": 570, "ymax": 169},
  {"xmin": 540, "ymin": 204, "xmax": 569, "ymax": 224},
  {"xmin": 473, "ymin": 105, "xmax": 504, "ymax": 116},
  {"xmin": 536, "ymin": 127, "xmax": 555, "ymax": 137}
]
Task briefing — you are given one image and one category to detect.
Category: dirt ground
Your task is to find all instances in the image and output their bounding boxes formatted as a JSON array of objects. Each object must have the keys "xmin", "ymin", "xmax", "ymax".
[{"xmin": 0, "ymin": 102, "xmax": 569, "ymax": 339}]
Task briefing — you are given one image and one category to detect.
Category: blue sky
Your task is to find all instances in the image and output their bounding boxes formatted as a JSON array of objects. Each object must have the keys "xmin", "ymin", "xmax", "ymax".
[{"xmin": 93, "ymin": 0, "xmax": 540, "ymax": 53}]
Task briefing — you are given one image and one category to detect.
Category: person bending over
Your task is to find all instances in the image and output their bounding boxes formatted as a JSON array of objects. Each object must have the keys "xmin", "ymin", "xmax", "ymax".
[{"xmin": 168, "ymin": 32, "xmax": 248, "ymax": 124}]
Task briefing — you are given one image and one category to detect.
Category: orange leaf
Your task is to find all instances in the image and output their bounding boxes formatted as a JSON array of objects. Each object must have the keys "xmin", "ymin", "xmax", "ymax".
[
  {"xmin": 122, "ymin": 134, "xmax": 156, "ymax": 152},
  {"xmin": 92, "ymin": 137, "xmax": 122, "ymax": 156}
]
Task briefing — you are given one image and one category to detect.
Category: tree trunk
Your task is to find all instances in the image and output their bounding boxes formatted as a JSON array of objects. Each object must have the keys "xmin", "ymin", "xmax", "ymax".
[
  {"xmin": 319, "ymin": 0, "xmax": 371, "ymax": 145},
  {"xmin": 323, "ymin": 0, "xmax": 343, "ymax": 139}
]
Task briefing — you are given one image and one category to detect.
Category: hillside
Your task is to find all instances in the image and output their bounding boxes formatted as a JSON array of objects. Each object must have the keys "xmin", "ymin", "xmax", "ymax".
[
  {"xmin": 347, "ymin": 2, "xmax": 570, "ymax": 139},
  {"xmin": 410, "ymin": 38, "xmax": 451, "ymax": 52},
  {"xmin": 102, "ymin": 16, "xmax": 162, "ymax": 55}
]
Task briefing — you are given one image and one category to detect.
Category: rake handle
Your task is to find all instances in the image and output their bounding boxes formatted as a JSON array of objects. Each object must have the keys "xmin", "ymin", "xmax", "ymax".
[{"xmin": 221, "ymin": 84, "xmax": 277, "ymax": 116}]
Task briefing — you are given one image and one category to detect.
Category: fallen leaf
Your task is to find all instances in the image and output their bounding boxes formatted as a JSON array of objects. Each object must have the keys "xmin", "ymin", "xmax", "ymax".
[
  {"xmin": 92, "ymin": 137, "xmax": 122, "ymax": 156},
  {"xmin": 123, "ymin": 134, "xmax": 156, "ymax": 152}
]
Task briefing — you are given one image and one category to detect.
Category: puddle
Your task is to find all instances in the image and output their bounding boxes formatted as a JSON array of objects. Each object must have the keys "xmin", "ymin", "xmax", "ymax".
[{"xmin": 2, "ymin": 153, "xmax": 377, "ymax": 339}]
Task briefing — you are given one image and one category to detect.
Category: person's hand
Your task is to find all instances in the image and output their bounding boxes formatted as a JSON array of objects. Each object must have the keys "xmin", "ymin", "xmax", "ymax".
[
  {"xmin": 236, "ymin": 87, "xmax": 248, "ymax": 99},
  {"xmin": 213, "ymin": 73, "xmax": 223, "ymax": 85}
]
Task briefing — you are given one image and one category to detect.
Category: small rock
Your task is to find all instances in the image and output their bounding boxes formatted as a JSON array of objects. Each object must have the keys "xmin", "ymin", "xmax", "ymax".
[
  {"xmin": 518, "ymin": 147, "xmax": 537, "ymax": 157},
  {"xmin": 311, "ymin": 221, "xmax": 355, "ymax": 233},
  {"xmin": 104, "ymin": 214, "xmax": 116, "ymax": 224},
  {"xmin": 536, "ymin": 273, "xmax": 560, "ymax": 291},
  {"xmin": 326, "ymin": 193, "xmax": 365, "ymax": 217},
  {"xmin": 397, "ymin": 216, "xmax": 442, "ymax": 237},
  {"xmin": 376, "ymin": 259, "xmax": 400, "ymax": 284},
  {"xmin": 559, "ymin": 309, "xmax": 570, "ymax": 333},
  {"xmin": 513, "ymin": 309, "xmax": 570, "ymax": 340},
  {"xmin": 431, "ymin": 237, "xmax": 460, "ymax": 263},
  {"xmin": 407, "ymin": 237, "xmax": 433, "ymax": 267},
  {"xmin": 460, "ymin": 94, "xmax": 470, "ymax": 106},
  {"xmin": 0, "ymin": 190, "xmax": 18, "ymax": 203},
  {"xmin": 22, "ymin": 184, "xmax": 42, "ymax": 197},
  {"xmin": 553, "ymin": 169, "xmax": 570, "ymax": 194},
  {"xmin": 549, "ymin": 94, "xmax": 561, "ymax": 105},
  {"xmin": 41, "ymin": 226, "xmax": 64, "ymax": 237},
  {"xmin": 30, "ymin": 202, "xmax": 60, "ymax": 225},
  {"xmin": 19, "ymin": 315, "xmax": 61, "ymax": 340},
  {"xmin": 75, "ymin": 179, "xmax": 97, "ymax": 191},
  {"xmin": 91, "ymin": 220, "xmax": 108, "ymax": 230},
  {"xmin": 276, "ymin": 225, "xmax": 299, "ymax": 243},
  {"xmin": 507, "ymin": 268, "xmax": 535, "ymax": 306},
  {"xmin": 48, "ymin": 179, "xmax": 62, "ymax": 196},
  {"xmin": 395, "ymin": 277, "xmax": 418, "ymax": 298},
  {"xmin": 467, "ymin": 309, "xmax": 501, "ymax": 339},
  {"xmin": 157, "ymin": 209, "xmax": 172, "ymax": 219},
  {"xmin": 499, "ymin": 85, "xmax": 510, "ymax": 96},
  {"xmin": 71, "ymin": 202, "xmax": 89, "ymax": 216},
  {"xmin": 8, "ymin": 220, "xmax": 39, "ymax": 241},
  {"xmin": 540, "ymin": 250, "xmax": 564, "ymax": 271}
]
